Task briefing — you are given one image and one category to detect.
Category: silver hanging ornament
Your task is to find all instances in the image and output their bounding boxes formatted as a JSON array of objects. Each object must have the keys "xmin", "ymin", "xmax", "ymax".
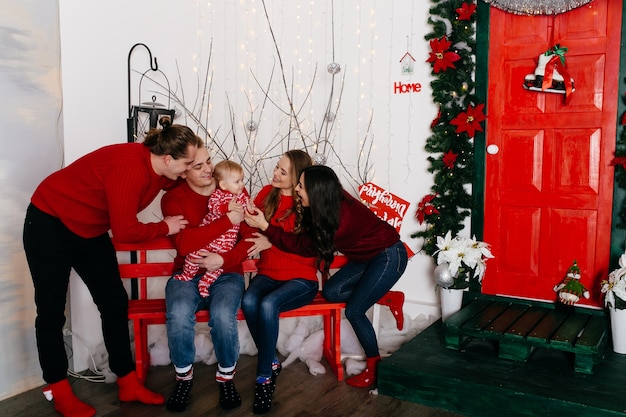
[
  {"xmin": 325, "ymin": 112, "xmax": 336, "ymax": 123},
  {"xmin": 246, "ymin": 120, "xmax": 258, "ymax": 132},
  {"xmin": 434, "ymin": 262, "xmax": 455, "ymax": 288},
  {"xmin": 312, "ymin": 153, "xmax": 327, "ymax": 165},
  {"xmin": 327, "ymin": 62, "xmax": 341, "ymax": 75}
]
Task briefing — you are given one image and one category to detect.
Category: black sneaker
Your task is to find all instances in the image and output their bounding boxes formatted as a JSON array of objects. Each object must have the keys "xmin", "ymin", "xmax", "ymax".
[
  {"xmin": 218, "ymin": 380, "xmax": 242, "ymax": 410},
  {"xmin": 166, "ymin": 379, "xmax": 193, "ymax": 412},
  {"xmin": 253, "ymin": 381, "xmax": 273, "ymax": 414}
]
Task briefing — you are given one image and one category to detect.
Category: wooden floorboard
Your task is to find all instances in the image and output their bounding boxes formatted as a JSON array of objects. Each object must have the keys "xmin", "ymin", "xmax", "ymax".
[
  {"xmin": 379, "ymin": 319, "xmax": 626, "ymax": 417},
  {"xmin": 0, "ymin": 352, "xmax": 467, "ymax": 417}
]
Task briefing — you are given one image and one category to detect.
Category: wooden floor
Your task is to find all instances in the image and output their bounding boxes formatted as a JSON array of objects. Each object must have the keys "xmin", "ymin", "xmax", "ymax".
[{"xmin": 0, "ymin": 353, "xmax": 467, "ymax": 417}]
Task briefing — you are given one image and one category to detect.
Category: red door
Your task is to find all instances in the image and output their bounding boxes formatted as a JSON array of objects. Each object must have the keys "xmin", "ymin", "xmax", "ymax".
[{"xmin": 481, "ymin": 0, "xmax": 622, "ymax": 307}]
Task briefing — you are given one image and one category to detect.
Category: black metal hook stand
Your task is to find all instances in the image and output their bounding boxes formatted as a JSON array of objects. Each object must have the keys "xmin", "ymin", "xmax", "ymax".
[
  {"xmin": 126, "ymin": 43, "xmax": 175, "ymax": 144},
  {"xmin": 127, "ymin": 43, "xmax": 158, "ymax": 120},
  {"xmin": 125, "ymin": 43, "xmax": 161, "ymax": 300}
]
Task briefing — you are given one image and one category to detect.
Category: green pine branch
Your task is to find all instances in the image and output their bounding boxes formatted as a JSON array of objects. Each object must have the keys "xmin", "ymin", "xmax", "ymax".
[{"xmin": 412, "ymin": 0, "xmax": 479, "ymax": 255}]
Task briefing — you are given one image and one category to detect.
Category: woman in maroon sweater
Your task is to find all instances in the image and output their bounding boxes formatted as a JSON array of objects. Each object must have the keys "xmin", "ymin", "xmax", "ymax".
[
  {"xmin": 245, "ymin": 165, "xmax": 408, "ymax": 389},
  {"xmin": 22, "ymin": 118, "xmax": 201, "ymax": 417}
]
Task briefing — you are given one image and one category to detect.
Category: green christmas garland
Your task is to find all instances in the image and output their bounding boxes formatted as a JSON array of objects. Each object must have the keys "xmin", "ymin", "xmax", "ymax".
[
  {"xmin": 612, "ymin": 108, "xmax": 626, "ymax": 228},
  {"xmin": 412, "ymin": 0, "xmax": 484, "ymax": 255}
]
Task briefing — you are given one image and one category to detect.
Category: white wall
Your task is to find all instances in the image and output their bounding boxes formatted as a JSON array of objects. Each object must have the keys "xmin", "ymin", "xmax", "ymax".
[
  {"xmin": 0, "ymin": 0, "xmax": 64, "ymax": 401},
  {"xmin": 37, "ymin": 0, "xmax": 438, "ymax": 389}
]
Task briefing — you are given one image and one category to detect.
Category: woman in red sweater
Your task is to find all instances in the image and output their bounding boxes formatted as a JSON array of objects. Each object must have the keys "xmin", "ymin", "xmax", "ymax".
[
  {"xmin": 241, "ymin": 149, "xmax": 317, "ymax": 414},
  {"xmin": 245, "ymin": 165, "xmax": 408, "ymax": 389},
  {"xmin": 22, "ymin": 118, "xmax": 201, "ymax": 417}
]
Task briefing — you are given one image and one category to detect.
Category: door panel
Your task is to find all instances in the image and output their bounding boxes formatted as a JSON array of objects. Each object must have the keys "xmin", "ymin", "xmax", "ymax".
[{"xmin": 481, "ymin": 0, "xmax": 621, "ymax": 306}]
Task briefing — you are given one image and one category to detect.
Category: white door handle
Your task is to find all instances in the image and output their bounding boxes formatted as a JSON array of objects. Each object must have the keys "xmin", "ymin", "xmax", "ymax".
[{"xmin": 486, "ymin": 144, "xmax": 499, "ymax": 155}]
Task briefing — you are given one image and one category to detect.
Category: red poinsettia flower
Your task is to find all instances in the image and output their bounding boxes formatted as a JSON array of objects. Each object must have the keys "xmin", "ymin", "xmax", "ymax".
[
  {"xmin": 610, "ymin": 157, "xmax": 626, "ymax": 168},
  {"xmin": 450, "ymin": 103, "xmax": 486, "ymax": 137},
  {"xmin": 431, "ymin": 109, "xmax": 442, "ymax": 128},
  {"xmin": 426, "ymin": 37, "xmax": 461, "ymax": 73},
  {"xmin": 456, "ymin": 2, "xmax": 477, "ymax": 21},
  {"xmin": 443, "ymin": 150, "xmax": 458, "ymax": 169},
  {"xmin": 415, "ymin": 194, "xmax": 440, "ymax": 225}
]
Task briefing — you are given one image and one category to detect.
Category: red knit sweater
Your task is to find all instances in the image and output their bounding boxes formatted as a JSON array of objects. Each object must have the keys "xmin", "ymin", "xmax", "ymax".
[
  {"xmin": 253, "ymin": 185, "xmax": 318, "ymax": 282},
  {"xmin": 264, "ymin": 191, "xmax": 400, "ymax": 263},
  {"xmin": 31, "ymin": 143, "xmax": 171, "ymax": 242}
]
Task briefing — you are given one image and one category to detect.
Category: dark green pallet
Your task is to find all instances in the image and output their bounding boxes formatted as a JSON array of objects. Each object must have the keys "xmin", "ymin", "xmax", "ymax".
[
  {"xmin": 378, "ymin": 295, "xmax": 624, "ymax": 417},
  {"xmin": 443, "ymin": 294, "xmax": 608, "ymax": 374}
]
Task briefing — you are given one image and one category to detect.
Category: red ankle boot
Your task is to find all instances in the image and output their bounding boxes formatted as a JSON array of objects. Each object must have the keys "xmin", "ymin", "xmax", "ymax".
[
  {"xmin": 44, "ymin": 379, "xmax": 96, "ymax": 417},
  {"xmin": 345, "ymin": 356, "xmax": 381, "ymax": 388},
  {"xmin": 117, "ymin": 371, "xmax": 165, "ymax": 404},
  {"xmin": 377, "ymin": 291, "xmax": 405, "ymax": 330}
]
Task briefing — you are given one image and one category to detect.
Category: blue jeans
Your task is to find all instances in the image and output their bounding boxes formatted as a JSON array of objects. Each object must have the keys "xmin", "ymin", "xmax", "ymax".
[
  {"xmin": 242, "ymin": 274, "xmax": 318, "ymax": 378},
  {"xmin": 322, "ymin": 241, "xmax": 408, "ymax": 358},
  {"xmin": 165, "ymin": 271, "xmax": 244, "ymax": 370}
]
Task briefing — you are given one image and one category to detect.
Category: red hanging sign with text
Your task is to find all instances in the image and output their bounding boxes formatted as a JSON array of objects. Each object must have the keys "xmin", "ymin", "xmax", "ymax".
[{"xmin": 358, "ymin": 182, "xmax": 415, "ymax": 258}]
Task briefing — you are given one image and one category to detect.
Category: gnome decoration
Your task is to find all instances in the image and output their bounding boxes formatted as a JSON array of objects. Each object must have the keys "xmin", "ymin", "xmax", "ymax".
[
  {"xmin": 553, "ymin": 260, "xmax": 590, "ymax": 308},
  {"xmin": 523, "ymin": 44, "xmax": 575, "ymax": 102}
]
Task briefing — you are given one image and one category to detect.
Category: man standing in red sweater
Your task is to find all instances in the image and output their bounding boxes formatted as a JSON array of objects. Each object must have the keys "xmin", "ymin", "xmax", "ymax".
[{"xmin": 23, "ymin": 119, "xmax": 200, "ymax": 417}]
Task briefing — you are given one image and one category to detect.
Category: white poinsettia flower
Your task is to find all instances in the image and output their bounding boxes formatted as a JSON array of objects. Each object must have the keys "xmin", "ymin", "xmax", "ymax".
[
  {"xmin": 435, "ymin": 231, "xmax": 454, "ymax": 264},
  {"xmin": 433, "ymin": 231, "xmax": 495, "ymax": 288},
  {"xmin": 612, "ymin": 275, "xmax": 626, "ymax": 304},
  {"xmin": 464, "ymin": 246, "xmax": 482, "ymax": 268},
  {"xmin": 466, "ymin": 235, "xmax": 494, "ymax": 259},
  {"xmin": 473, "ymin": 259, "xmax": 487, "ymax": 280},
  {"xmin": 604, "ymin": 252, "xmax": 626, "ymax": 308},
  {"xmin": 447, "ymin": 253, "xmax": 464, "ymax": 277}
]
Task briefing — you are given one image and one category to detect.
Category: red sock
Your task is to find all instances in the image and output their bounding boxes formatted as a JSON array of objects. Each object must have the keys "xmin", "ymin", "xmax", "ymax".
[
  {"xmin": 117, "ymin": 371, "xmax": 165, "ymax": 404},
  {"xmin": 45, "ymin": 379, "xmax": 96, "ymax": 417}
]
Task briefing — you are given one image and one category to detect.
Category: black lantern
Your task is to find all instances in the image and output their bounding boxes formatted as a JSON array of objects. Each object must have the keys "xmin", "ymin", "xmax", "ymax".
[{"xmin": 126, "ymin": 43, "xmax": 175, "ymax": 143}]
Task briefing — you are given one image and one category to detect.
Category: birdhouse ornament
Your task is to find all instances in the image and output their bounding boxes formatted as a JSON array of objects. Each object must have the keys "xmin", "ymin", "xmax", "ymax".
[
  {"xmin": 523, "ymin": 44, "xmax": 575, "ymax": 102},
  {"xmin": 553, "ymin": 260, "xmax": 590, "ymax": 306}
]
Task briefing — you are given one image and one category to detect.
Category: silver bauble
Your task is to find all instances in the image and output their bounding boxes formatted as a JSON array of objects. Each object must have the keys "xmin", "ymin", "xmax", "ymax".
[
  {"xmin": 434, "ymin": 263, "xmax": 454, "ymax": 288},
  {"xmin": 312, "ymin": 153, "xmax": 327, "ymax": 165},
  {"xmin": 327, "ymin": 62, "xmax": 341, "ymax": 75},
  {"xmin": 246, "ymin": 120, "xmax": 258, "ymax": 131}
]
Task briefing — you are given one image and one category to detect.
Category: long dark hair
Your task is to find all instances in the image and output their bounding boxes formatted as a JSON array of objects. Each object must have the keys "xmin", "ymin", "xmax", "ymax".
[
  {"xmin": 143, "ymin": 117, "xmax": 202, "ymax": 159},
  {"xmin": 299, "ymin": 165, "xmax": 343, "ymax": 274}
]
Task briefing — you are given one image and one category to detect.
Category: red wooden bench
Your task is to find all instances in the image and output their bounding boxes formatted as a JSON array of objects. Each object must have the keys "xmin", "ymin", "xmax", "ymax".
[{"xmin": 114, "ymin": 236, "xmax": 403, "ymax": 383}]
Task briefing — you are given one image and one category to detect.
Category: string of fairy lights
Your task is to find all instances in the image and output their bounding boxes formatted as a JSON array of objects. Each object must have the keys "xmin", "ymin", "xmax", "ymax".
[{"xmin": 164, "ymin": 1, "xmax": 379, "ymax": 197}]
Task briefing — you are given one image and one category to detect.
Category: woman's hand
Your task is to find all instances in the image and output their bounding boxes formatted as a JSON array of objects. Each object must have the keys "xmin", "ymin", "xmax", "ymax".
[
  {"xmin": 188, "ymin": 250, "xmax": 224, "ymax": 272},
  {"xmin": 245, "ymin": 232, "xmax": 272, "ymax": 256},
  {"xmin": 164, "ymin": 215, "xmax": 189, "ymax": 235},
  {"xmin": 244, "ymin": 202, "xmax": 269, "ymax": 231}
]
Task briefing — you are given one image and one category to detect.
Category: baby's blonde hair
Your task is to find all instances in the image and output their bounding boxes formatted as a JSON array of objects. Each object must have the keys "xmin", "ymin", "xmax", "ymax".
[{"xmin": 213, "ymin": 160, "xmax": 244, "ymax": 182}]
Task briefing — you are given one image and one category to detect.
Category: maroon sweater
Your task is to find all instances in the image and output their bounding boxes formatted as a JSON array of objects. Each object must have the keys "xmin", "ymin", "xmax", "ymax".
[
  {"xmin": 263, "ymin": 192, "xmax": 400, "ymax": 263},
  {"xmin": 31, "ymin": 143, "xmax": 171, "ymax": 242}
]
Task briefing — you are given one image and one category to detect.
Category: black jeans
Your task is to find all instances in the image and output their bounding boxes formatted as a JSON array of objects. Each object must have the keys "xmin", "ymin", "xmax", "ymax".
[{"xmin": 23, "ymin": 204, "xmax": 134, "ymax": 383}]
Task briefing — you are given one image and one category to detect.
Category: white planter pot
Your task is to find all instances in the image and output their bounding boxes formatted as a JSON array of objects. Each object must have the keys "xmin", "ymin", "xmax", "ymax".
[
  {"xmin": 440, "ymin": 288, "xmax": 465, "ymax": 322},
  {"xmin": 610, "ymin": 306, "xmax": 626, "ymax": 354}
]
